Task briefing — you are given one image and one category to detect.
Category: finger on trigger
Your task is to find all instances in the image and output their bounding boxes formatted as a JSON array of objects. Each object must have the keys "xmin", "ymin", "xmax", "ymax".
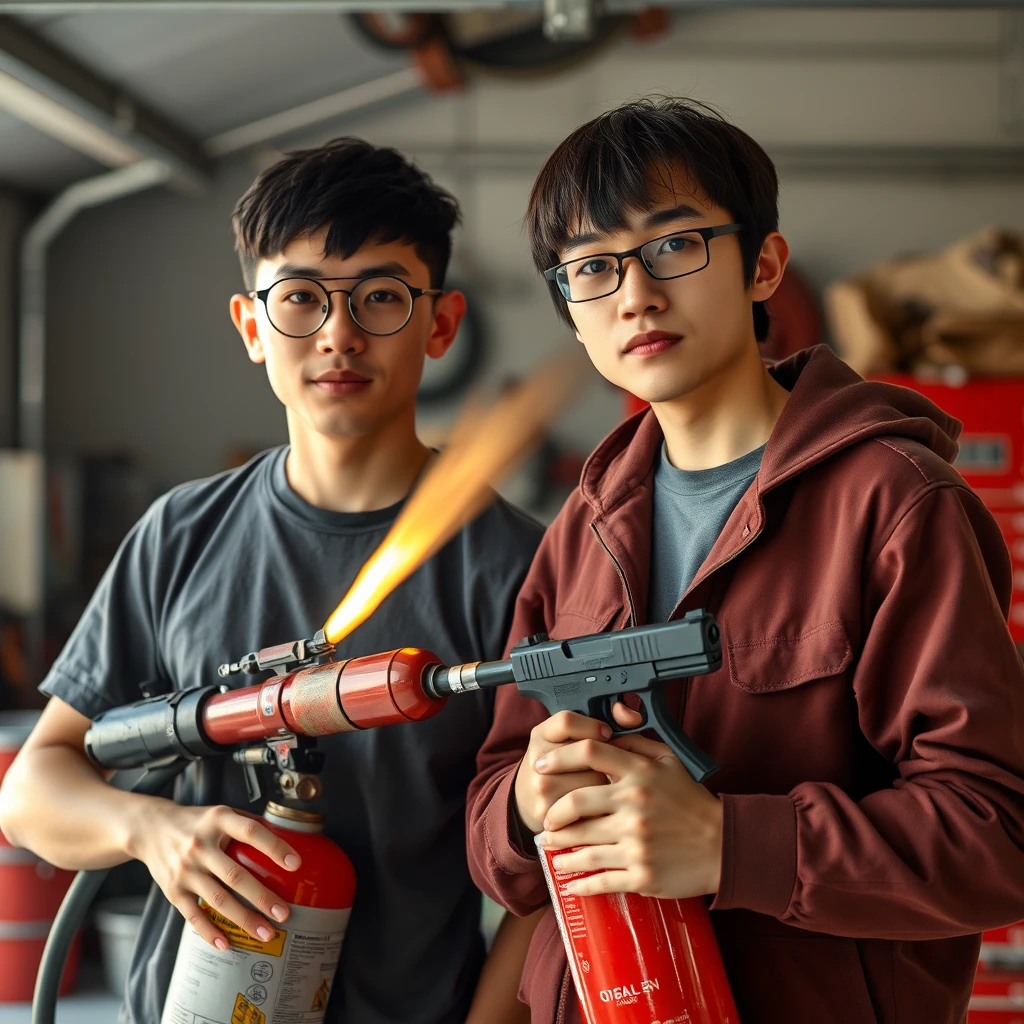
[{"xmin": 610, "ymin": 703, "xmax": 645, "ymax": 728}]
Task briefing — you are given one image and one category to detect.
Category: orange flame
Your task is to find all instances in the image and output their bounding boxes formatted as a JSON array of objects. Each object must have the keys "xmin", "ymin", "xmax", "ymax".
[{"xmin": 323, "ymin": 351, "xmax": 586, "ymax": 645}]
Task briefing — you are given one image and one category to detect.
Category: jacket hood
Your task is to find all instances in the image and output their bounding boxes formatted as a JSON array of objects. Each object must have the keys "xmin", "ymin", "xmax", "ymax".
[{"xmin": 580, "ymin": 345, "xmax": 962, "ymax": 515}]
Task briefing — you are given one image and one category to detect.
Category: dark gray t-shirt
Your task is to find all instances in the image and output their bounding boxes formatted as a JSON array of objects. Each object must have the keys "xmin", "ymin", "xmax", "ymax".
[
  {"xmin": 40, "ymin": 447, "xmax": 543, "ymax": 1024},
  {"xmin": 648, "ymin": 442, "xmax": 765, "ymax": 623}
]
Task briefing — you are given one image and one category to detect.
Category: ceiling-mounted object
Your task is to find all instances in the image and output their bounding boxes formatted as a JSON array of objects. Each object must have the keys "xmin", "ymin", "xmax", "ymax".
[
  {"xmin": 350, "ymin": 6, "xmax": 667, "ymax": 82},
  {"xmin": 350, "ymin": 12, "xmax": 465, "ymax": 90}
]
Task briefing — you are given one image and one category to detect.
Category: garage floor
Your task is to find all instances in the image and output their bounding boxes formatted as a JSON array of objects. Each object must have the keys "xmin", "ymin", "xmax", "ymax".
[{"xmin": 0, "ymin": 966, "xmax": 121, "ymax": 1024}]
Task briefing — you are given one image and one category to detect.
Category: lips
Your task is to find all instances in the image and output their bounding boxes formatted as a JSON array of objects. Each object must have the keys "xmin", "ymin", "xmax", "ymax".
[
  {"xmin": 623, "ymin": 331, "xmax": 682, "ymax": 356},
  {"xmin": 311, "ymin": 369, "xmax": 372, "ymax": 395}
]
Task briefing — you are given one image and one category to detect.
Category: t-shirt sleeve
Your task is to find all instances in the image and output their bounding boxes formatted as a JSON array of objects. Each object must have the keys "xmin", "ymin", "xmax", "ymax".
[{"xmin": 39, "ymin": 495, "xmax": 171, "ymax": 720}]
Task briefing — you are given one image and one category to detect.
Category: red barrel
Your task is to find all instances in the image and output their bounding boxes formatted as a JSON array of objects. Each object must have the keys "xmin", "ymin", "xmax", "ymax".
[
  {"xmin": 0, "ymin": 711, "xmax": 80, "ymax": 1001},
  {"xmin": 539, "ymin": 840, "xmax": 740, "ymax": 1024}
]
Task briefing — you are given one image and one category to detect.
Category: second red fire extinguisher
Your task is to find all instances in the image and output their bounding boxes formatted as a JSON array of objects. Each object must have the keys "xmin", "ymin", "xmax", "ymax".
[
  {"xmin": 161, "ymin": 802, "xmax": 356, "ymax": 1024},
  {"xmin": 539, "ymin": 840, "xmax": 740, "ymax": 1024}
]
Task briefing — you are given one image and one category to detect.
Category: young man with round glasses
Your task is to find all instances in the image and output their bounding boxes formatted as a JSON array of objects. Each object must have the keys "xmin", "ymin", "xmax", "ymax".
[
  {"xmin": 467, "ymin": 98, "xmax": 1024, "ymax": 1023},
  {"xmin": 0, "ymin": 138, "xmax": 543, "ymax": 1024}
]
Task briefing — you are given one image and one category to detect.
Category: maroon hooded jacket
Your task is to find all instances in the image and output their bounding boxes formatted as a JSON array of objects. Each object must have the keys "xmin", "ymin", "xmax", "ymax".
[{"xmin": 467, "ymin": 346, "xmax": 1024, "ymax": 1024}]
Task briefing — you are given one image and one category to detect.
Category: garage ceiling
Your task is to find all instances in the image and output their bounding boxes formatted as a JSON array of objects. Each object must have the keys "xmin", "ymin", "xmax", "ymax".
[
  {"xmin": 0, "ymin": 8, "xmax": 410, "ymax": 193},
  {"xmin": 0, "ymin": 1, "xmax": 1022, "ymax": 195}
]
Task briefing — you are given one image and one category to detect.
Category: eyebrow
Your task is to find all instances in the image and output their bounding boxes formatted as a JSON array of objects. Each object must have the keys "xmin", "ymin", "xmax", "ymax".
[
  {"xmin": 560, "ymin": 204, "xmax": 708, "ymax": 257},
  {"xmin": 272, "ymin": 260, "xmax": 411, "ymax": 281},
  {"xmin": 641, "ymin": 204, "xmax": 706, "ymax": 230}
]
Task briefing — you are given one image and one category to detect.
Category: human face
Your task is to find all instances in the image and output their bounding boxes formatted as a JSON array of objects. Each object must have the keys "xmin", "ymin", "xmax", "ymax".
[
  {"xmin": 231, "ymin": 229, "xmax": 464, "ymax": 441},
  {"xmin": 559, "ymin": 188, "xmax": 787, "ymax": 407}
]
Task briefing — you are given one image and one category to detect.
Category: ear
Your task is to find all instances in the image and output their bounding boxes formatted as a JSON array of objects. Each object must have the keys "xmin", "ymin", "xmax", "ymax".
[
  {"xmin": 425, "ymin": 290, "xmax": 467, "ymax": 360},
  {"xmin": 231, "ymin": 293, "xmax": 265, "ymax": 364},
  {"xmin": 750, "ymin": 232, "xmax": 790, "ymax": 303}
]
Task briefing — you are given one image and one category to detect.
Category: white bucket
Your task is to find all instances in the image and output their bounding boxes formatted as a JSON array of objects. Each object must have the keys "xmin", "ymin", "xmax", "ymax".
[{"xmin": 94, "ymin": 895, "xmax": 146, "ymax": 996}]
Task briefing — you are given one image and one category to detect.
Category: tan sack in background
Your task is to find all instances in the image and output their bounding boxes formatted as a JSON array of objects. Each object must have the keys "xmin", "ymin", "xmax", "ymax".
[{"xmin": 824, "ymin": 228, "xmax": 1024, "ymax": 376}]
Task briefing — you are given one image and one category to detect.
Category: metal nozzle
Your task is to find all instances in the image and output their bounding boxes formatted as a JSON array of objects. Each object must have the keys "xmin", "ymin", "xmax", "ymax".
[
  {"xmin": 426, "ymin": 662, "xmax": 482, "ymax": 698},
  {"xmin": 424, "ymin": 658, "xmax": 516, "ymax": 698},
  {"xmin": 218, "ymin": 631, "xmax": 336, "ymax": 678}
]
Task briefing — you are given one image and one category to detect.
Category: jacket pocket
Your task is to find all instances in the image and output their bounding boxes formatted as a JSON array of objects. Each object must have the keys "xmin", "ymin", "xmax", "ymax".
[
  {"xmin": 717, "ymin": 913, "xmax": 878, "ymax": 1024},
  {"xmin": 550, "ymin": 605, "xmax": 625, "ymax": 641},
  {"xmin": 727, "ymin": 619, "xmax": 853, "ymax": 693}
]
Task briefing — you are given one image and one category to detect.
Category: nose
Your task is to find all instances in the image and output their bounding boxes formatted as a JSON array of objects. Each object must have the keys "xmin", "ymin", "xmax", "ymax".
[
  {"xmin": 616, "ymin": 256, "xmax": 668, "ymax": 321},
  {"xmin": 315, "ymin": 294, "xmax": 367, "ymax": 355}
]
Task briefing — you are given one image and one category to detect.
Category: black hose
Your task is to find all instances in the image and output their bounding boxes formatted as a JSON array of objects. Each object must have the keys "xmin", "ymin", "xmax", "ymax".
[{"xmin": 31, "ymin": 759, "xmax": 189, "ymax": 1024}]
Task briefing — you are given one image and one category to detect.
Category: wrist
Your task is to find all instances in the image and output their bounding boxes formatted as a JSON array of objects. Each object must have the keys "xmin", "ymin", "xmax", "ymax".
[
  {"xmin": 121, "ymin": 793, "xmax": 169, "ymax": 862},
  {"xmin": 512, "ymin": 762, "xmax": 542, "ymax": 836},
  {"xmin": 707, "ymin": 795, "xmax": 724, "ymax": 894}
]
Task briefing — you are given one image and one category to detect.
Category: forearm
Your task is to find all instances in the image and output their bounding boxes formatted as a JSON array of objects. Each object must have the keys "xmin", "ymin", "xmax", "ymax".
[
  {"xmin": 714, "ymin": 778, "xmax": 1024, "ymax": 938},
  {"xmin": 468, "ymin": 763, "xmax": 549, "ymax": 914},
  {"xmin": 465, "ymin": 908, "xmax": 544, "ymax": 1024},
  {"xmin": 0, "ymin": 743, "xmax": 162, "ymax": 871}
]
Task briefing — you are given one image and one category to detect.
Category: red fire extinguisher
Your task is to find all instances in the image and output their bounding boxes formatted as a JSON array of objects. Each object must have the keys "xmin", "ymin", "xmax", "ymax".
[
  {"xmin": 161, "ymin": 802, "xmax": 356, "ymax": 1024},
  {"xmin": 539, "ymin": 840, "xmax": 739, "ymax": 1024}
]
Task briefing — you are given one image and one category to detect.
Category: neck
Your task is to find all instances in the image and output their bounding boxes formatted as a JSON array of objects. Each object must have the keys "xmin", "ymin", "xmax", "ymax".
[
  {"xmin": 285, "ymin": 407, "xmax": 431, "ymax": 513},
  {"xmin": 653, "ymin": 343, "xmax": 789, "ymax": 471}
]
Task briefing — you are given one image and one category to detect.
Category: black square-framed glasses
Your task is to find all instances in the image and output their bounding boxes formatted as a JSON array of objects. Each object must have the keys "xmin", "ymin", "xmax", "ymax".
[{"xmin": 543, "ymin": 223, "xmax": 745, "ymax": 304}]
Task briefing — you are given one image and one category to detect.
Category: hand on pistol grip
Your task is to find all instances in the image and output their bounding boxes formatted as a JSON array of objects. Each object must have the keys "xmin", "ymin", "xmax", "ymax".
[{"xmin": 599, "ymin": 689, "xmax": 719, "ymax": 784}]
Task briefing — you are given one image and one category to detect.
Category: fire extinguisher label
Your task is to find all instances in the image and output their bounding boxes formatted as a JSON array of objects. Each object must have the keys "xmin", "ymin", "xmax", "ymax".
[
  {"xmin": 160, "ymin": 901, "xmax": 350, "ymax": 1024},
  {"xmin": 537, "ymin": 838, "xmax": 739, "ymax": 1024}
]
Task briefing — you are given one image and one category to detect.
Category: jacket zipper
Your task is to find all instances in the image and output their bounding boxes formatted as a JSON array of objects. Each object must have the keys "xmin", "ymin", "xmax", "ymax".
[
  {"xmin": 591, "ymin": 522, "xmax": 637, "ymax": 626},
  {"xmin": 555, "ymin": 966, "xmax": 572, "ymax": 1024},
  {"xmin": 592, "ymin": 510, "xmax": 765, "ymax": 733},
  {"xmin": 591, "ymin": 513, "xmax": 765, "ymax": 626},
  {"xmin": 682, "ymin": 520, "xmax": 763, "ymax": 606}
]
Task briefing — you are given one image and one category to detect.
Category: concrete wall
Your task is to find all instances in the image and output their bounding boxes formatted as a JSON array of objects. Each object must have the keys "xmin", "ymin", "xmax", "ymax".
[{"xmin": 43, "ymin": 7, "xmax": 1024, "ymax": 490}]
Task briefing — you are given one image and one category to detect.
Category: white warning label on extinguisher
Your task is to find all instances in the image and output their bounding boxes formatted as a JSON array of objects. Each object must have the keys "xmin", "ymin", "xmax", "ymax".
[{"xmin": 160, "ymin": 901, "xmax": 350, "ymax": 1024}]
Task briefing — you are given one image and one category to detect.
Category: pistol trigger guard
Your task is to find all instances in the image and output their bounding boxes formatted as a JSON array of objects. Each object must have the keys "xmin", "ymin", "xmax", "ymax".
[{"xmin": 600, "ymin": 694, "xmax": 648, "ymax": 738}]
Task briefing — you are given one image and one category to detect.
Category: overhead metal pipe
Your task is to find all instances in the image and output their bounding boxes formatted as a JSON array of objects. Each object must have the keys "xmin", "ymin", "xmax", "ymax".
[
  {"xmin": 206, "ymin": 68, "xmax": 422, "ymax": 157},
  {"xmin": 0, "ymin": 18, "xmax": 211, "ymax": 191},
  {"xmin": 17, "ymin": 157, "xmax": 172, "ymax": 683},
  {"xmin": 2, "ymin": 0, "xmax": 1024, "ymax": 11},
  {"xmin": 18, "ymin": 158, "xmax": 172, "ymax": 452}
]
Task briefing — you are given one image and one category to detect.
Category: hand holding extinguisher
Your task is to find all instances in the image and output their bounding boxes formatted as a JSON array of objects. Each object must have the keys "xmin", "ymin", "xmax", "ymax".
[
  {"xmin": 513, "ymin": 638, "xmax": 741, "ymax": 1023},
  {"xmin": 525, "ymin": 710, "xmax": 725, "ymax": 900},
  {"xmin": 127, "ymin": 800, "xmax": 302, "ymax": 951}
]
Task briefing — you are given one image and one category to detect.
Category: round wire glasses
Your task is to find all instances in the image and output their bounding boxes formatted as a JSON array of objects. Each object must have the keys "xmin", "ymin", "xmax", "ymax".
[{"xmin": 251, "ymin": 276, "xmax": 441, "ymax": 337}]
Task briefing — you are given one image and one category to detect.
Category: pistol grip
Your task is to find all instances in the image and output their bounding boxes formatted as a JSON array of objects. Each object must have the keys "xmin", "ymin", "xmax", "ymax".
[{"xmin": 644, "ymin": 688, "xmax": 719, "ymax": 783}]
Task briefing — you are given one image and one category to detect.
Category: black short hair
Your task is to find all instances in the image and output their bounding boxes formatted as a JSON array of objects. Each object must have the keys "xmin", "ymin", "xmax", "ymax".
[
  {"xmin": 232, "ymin": 137, "xmax": 460, "ymax": 290},
  {"xmin": 526, "ymin": 98, "xmax": 779, "ymax": 341}
]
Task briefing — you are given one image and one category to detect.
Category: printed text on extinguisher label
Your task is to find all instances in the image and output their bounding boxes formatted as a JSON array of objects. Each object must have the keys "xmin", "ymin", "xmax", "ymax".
[
  {"xmin": 599, "ymin": 979, "xmax": 661, "ymax": 1003},
  {"xmin": 160, "ymin": 901, "xmax": 349, "ymax": 1024}
]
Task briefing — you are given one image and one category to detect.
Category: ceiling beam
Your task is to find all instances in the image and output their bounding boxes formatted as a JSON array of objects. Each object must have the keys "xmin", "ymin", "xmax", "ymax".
[
  {"xmin": 0, "ymin": 16, "xmax": 211, "ymax": 190},
  {"xmin": 2, "ymin": 0, "xmax": 1024, "ymax": 9}
]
